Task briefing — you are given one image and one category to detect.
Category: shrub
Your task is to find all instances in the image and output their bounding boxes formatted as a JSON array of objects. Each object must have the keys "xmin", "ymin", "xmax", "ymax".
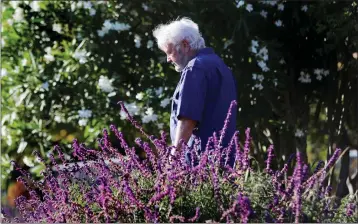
[{"xmin": 1, "ymin": 101, "xmax": 357, "ymax": 223}]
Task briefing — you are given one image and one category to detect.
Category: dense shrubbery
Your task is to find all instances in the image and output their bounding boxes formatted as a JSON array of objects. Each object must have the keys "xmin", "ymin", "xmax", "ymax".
[{"xmin": 1, "ymin": 103, "xmax": 357, "ymax": 223}]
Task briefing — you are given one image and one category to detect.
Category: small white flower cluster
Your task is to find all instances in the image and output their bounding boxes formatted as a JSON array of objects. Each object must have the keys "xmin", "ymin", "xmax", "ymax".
[
  {"xmin": 44, "ymin": 47, "xmax": 55, "ymax": 63},
  {"xmin": 142, "ymin": 107, "xmax": 158, "ymax": 123},
  {"xmin": 52, "ymin": 23, "xmax": 62, "ymax": 34},
  {"xmin": 314, "ymin": 68, "xmax": 329, "ymax": 81},
  {"xmin": 97, "ymin": 20, "xmax": 130, "ymax": 37},
  {"xmin": 277, "ymin": 3, "xmax": 284, "ymax": 11},
  {"xmin": 120, "ymin": 102, "xmax": 140, "ymax": 120},
  {"xmin": 78, "ymin": 109, "xmax": 92, "ymax": 126},
  {"xmin": 236, "ymin": 1, "xmax": 253, "ymax": 12},
  {"xmin": 260, "ymin": 10, "xmax": 268, "ymax": 18},
  {"xmin": 295, "ymin": 129, "xmax": 304, "ymax": 138},
  {"xmin": 136, "ymin": 92, "xmax": 144, "ymax": 100},
  {"xmin": 298, "ymin": 71, "xmax": 311, "ymax": 83},
  {"xmin": 134, "ymin": 34, "xmax": 141, "ymax": 48},
  {"xmin": 274, "ymin": 20, "xmax": 283, "ymax": 27},
  {"xmin": 259, "ymin": 0, "xmax": 277, "ymax": 6},
  {"xmin": 78, "ymin": 109, "xmax": 92, "ymax": 118},
  {"xmin": 160, "ymin": 98, "xmax": 171, "ymax": 108},
  {"xmin": 1, "ymin": 68, "xmax": 8, "ymax": 77},
  {"xmin": 41, "ymin": 82, "xmax": 49, "ymax": 91},
  {"xmin": 301, "ymin": 5, "xmax": 308, "ymax": 12},
  {"xmin": 252, "ymin": 73, "xmax": 264, "ymax": 90},
  {"xmin": 299, "ymin": 69, "xmax": 329, "ymax": 83},
  {"xmin": 73, "ymin": 49, "xmax": 89, "ymax": 64},
  {"xmin": 98, "ymin": 75, "xmax": 114, "ymax": 93},
  {"xmin": 250, "ymin": 40, "xmax": 270, "ymax": 72},
  {"xmin": 13, "ymin": 7, "xmax": 24, "ymax": 22},
  {"xmin": 71, "ymin": 1, "xmax": 96, "ymax": 15},
  {"xmin": 147, "ymin": 40, "xmax": 154, "ymax": 49}
]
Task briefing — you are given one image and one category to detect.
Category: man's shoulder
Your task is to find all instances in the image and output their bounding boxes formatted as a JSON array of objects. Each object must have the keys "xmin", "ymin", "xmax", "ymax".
[{"xmin": 185, "ymin": 53, "xmax": 221, "ymax": 71}]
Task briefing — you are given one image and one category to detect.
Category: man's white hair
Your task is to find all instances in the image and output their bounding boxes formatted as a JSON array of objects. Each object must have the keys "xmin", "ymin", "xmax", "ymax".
[{"xmin": 153, "ymin": 17, "xmax": 205, "ymax": 50}]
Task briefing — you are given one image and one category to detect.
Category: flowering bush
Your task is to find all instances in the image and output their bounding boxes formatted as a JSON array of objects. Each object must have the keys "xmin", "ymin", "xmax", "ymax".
[{"xmin": 1, "ymin": 102, "xmax": 357, "ymax": 223}]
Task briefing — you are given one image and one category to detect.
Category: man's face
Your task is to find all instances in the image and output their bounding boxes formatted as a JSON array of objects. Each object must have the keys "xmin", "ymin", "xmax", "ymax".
[{"xmin": 163, "ymin": 43, "xmax": 189, "ymax": 72}]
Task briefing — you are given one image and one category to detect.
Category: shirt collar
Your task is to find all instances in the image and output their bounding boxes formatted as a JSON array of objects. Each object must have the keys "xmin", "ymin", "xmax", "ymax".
[{"xmin": 196, "ymin": 47, "xmax": 214, "ymax": 56}]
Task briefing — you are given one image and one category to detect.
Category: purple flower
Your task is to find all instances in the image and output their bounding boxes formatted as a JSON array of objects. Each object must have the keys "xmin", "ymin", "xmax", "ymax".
[
  {"xmin": 218, "ymin": 100, "xmax": 237, "ymax": 147},
  {"xmin": 242, "ymin": 128, "xmax": 251, "ymax": 170},
  {"xmin": 265, "ymin": 145, "xmax": 274, "ymax": 173},
  {"xmin": 346, "ymin": 202, "xmax": 356, "ymax": 217}
]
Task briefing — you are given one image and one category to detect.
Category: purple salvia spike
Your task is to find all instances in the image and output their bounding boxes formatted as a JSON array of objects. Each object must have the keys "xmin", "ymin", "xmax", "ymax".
[
  {"xmin": 188, "ymin": 207, "xmax": 200, "ymax": 222},
  {"xmin": 218, "ymin": 100, "xmax": 237, "ymax": 147},
  {"xmin": 242, "ymin": 128, "xmax": 251, "ymax": 170},
  {"xmin": 324, "ymin": 148, "xmax": 341, "ymax": 170},
  {"xmin": 169, "ymin": 215, "xmax": 186, "ymax": 223},
  {"xmin": 224, "ymin": 131, "xmax": 238, "ymax": 167},
  {"xmin": 265, "ymin": 145, "xmax": 274, "ymax": 173},
  {"xmin": 293, "ymin": 151, "xmax": 303, "ymax": 224}
]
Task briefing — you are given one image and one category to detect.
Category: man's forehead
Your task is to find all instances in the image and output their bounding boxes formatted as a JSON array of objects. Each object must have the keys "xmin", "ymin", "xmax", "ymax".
[{"xmin": 162, "ymin": 43, "xmax": 174, "ymax": 52}]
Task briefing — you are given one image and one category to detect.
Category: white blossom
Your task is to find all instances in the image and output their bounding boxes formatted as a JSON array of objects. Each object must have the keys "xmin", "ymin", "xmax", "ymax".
[
  {"xmin": 13, "ymin": 8, "xmax": 24, "ymax": 22},
  {"xmin": 142, "ymin": 3, "xmax": 149, "ymax": 11},
  {"xmin": 112, "ymin": 22, "xmax": 130, "ymax": 31},
  {"xmin": 277, "ymin": 3, "xmax": 284, "ymax": 11},
  {"xmin": 323, "ymin": 70, "xmax": 329, "ymax": 76},
  {"xmin": 258, "ymin": 60, "xmax": 270, "ymax": 72},
  {"xmin": 21, "ymin": 58, "xmax": 27, "ymax": 66},
  {"xmin": 252, "ymin": 73, "xmax": 257, "ymax": 80},
  {"xmin": 236, "ymin": 0, "xmax": 245, "ymax": 8},
  {"xmin": 17, "ymin": 139, "xmax": 28, "ymax": 154},
  {"xmin": 246, "ymin": 4, "xmax": 253, "ymax": 12},
  {"xmin": 41, "ymin": 82, "xmax": 49, "ymax": 90},
  {"xmin": 251, "ymin": 40, "xmax": 259, "ymax": 48},
  {"xmin": 134, "ymin": 34, "xmax": 141, "ymax": 48},
  {"xmin": 250, "ymin": 46, "xmax": 257, "ymax": 54},
  {"xmin": 78, "ymin": 109, "xmax": 92, "ymax": 118},
  {"xmin": 254, "ymin": 83, "xmax": 264, "ymax": 90},
  {"xmin": 89, "ymin": 8, "xmax": 96, "ymax": 16},
  {"xmin": 98, "ymin": 75, "xmax": 114, "ymax": 93},
  {"xmin": 78, "ymin": 119, "xmax": 88, "ymax": 126},
  {"xmin": 295, "ymin": 129, "xmax": 304, "ymax": 137},
  {"xmin": 97, "ymin": 20, "xmax": 130, "ymax": 37},
  {"xmin": 314, "ymin": 68, "xmax": 323, "ymax": 75},
  {"xmin": 279, "ymin": 58, "xmax": 286, "ymax": 64},
  {"xmin": 1, "ymin": 68, "xmax": 7, "ymax": 77},
  {"xmin": 142, "ymin": 107, "xmax": 158, "ymax": 123},
  {"xmin": 298, "ymin": 71, "xmax": 311, "ymax": 83},
  {"xmin": 157, "ymin": 123, "xmax": 164, "ymax": 129},
  {"xmin": 160, "ymin": 98, "xmax": 170, "ymax": 108},
  {"xmin": 23, "ymin": 156, "xmax": 34, "ymax": 167},
  {"xmin": 260, "ymin": 10, "xmax": 268, "ymax": 18},
  {"xmin": 274, "ymin": 20, "xmax": 283, "ymax": 27},
  {"xmin": 155, "ymin": 87, "xmax": 163, "ymax": 96},
  {"xmin": 10, "ymin": 1, "xmax": 20, "ymax": 9},
  {"xmin": 147, "ymin": 40, "xmax": 154, "ymax": 49},
  {"xmin": 7, "ymin": 19, "xmax": 14, "ymax": 26},
  {"xmin": 83, "ymin": 1, "xmax": 93, "ymax": 9},
  {"xmin": 44, "ymin": 53, "xmax": 55, "ymax": 63},
  {"xmin": 119, "ymin": 102, "xmax": 140, "ymax": 120},
  {"xmin": 136, "ymin": 92, "xmax": 144, "ymax": 100},
  {"xmin": 301, "ymin": 5, "xmax": 308, "ymax": 12},
  {"xmin": 316, "ymin": 74, "xmax": 322, "ymax": 81},
  {"xmin": 257, "ymin": 74, "xmax": 264, "ymax": 82},
  {"xmin": 73, "ymin": 50, "xmax": 88, "ymax": 64},
  {"xmin": 30, "ymin": 1, "xmax": 40, "ymax": 12},
  {"xmin": 52, "ymin": 23, "xmax": 62, "ymax": 34}
]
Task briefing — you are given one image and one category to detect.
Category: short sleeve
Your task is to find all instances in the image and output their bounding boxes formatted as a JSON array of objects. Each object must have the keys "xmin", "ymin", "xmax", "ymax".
[{"xmin": 176, "ymin": 66, "xmax": 207, "ymax": 123}]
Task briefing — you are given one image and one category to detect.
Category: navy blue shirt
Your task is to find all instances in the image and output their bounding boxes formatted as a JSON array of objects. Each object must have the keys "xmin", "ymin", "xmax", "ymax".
[{"xmin": 170, "ymin": 47, "xmax": 237, "ymax": 160}]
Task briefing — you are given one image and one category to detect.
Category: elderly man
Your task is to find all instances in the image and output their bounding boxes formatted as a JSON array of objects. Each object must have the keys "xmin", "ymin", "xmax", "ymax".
[{"xmin": 153, "ymin": 17, "xmax": 237, "ymax": 166}]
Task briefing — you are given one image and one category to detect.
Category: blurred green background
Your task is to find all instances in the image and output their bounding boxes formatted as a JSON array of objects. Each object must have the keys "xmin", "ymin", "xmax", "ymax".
[{"xmin": 1, "ymin": 0, "xmax": 357, "ymax": 209}]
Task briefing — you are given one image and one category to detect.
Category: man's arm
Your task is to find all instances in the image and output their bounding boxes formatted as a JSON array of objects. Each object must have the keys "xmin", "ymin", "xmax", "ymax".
[{"xmin": 173, "ymin": 117, "xmax": 197, "ymax": 154}]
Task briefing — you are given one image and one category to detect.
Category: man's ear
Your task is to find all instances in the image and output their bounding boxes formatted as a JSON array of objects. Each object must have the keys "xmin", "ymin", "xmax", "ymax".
[{"xmin": 182, "ymin": 40, "xmax": 190, "ymax": 52}]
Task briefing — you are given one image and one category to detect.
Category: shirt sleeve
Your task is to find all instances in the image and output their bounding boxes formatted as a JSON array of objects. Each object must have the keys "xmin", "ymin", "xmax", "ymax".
[{"xmin": 176, "ymin": 66, "xmax": 207, "ymax": 123}]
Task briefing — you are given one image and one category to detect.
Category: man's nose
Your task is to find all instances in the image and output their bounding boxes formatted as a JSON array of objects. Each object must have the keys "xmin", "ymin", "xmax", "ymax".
[{"xmin": 167, "ymin": 56, "xmax": 171, "ymax": 63}]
